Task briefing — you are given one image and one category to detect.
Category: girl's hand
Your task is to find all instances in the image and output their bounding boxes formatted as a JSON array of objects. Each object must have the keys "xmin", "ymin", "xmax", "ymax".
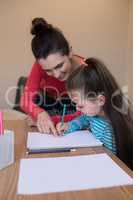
[
  {"xmin": 37, "ymin": 111, "xmax": 57, "ymax": 135},
  {"xmin": 56, "ymin": 122, "xmax": 69, "ymax": 135}
]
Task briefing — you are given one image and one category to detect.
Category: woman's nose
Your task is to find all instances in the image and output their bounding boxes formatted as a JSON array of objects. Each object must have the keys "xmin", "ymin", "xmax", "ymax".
[{"xmin": 53, "ymin": 70, "xmax": 60, "ymax": 79}]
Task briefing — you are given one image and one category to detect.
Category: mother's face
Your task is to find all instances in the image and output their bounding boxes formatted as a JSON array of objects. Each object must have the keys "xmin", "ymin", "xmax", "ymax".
[{"xmin": 38, "ymin": 52, "xmax": 73, "ymax": 81}]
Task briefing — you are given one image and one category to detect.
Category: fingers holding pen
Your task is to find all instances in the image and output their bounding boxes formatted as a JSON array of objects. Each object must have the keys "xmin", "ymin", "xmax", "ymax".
[{"xmin": 56, "ymin": 122, "xmax": 69, "ymax": 136}]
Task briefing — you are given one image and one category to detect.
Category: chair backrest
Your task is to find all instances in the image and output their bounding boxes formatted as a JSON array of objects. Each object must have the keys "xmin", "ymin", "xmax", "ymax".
[{"xmin": 13, "ymin": 76, "xmax": 27, "ymax": 112}]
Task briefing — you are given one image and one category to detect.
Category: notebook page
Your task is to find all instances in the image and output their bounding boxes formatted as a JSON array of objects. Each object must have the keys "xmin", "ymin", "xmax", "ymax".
[{"xmin": 27, "ymin": 130, "xmax": 103, "ymax": 150}]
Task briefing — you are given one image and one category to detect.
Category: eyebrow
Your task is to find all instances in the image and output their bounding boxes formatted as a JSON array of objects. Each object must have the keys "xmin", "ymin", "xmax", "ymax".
[
  {"xmin": 54, "ymin": 61, "xmax": 64, "ymax": 69},
  {"xmin": 45, "ymin": 61, "xmax": 65, "ymax": 72}
]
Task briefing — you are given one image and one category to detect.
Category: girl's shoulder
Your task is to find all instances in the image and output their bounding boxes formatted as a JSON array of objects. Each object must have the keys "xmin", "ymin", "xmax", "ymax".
[{"xmin": 86, "ymin": 115, "xmax": 112, "ymax": 128}]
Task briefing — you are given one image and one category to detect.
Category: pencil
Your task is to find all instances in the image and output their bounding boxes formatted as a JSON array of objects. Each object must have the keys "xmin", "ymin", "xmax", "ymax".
[
  {"xmin": 27, "ymin": 148, "xmax": 76, "ymax": 154},
  {"xmin": 61, "ymin": 104, "xmax": 66, "ymax": 126}
]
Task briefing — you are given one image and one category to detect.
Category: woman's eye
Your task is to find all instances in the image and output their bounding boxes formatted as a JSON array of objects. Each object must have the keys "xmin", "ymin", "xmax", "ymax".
[
  {"xmin": 56, "ymin": 65, "xmax": 62, "ymax": 69},
  {"xmin": 46, "ymin": 71, "xmax": 52, "ymax": 75}
]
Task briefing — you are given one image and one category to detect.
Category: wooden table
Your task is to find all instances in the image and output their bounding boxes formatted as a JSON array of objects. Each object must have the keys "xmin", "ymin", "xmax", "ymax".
[{"xmin": 0, "ymin": 119, "xmax": 133, "ymax": 200}]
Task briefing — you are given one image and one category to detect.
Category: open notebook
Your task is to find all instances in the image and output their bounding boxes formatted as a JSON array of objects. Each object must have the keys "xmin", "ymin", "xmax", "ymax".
[{"xmin": 27, "ymin": 130, "xmax": 103, "ymax": 153}]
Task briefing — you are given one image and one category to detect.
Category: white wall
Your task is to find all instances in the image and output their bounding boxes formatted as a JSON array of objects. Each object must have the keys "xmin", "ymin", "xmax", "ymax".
[
  {"xmin": 127, "ymin": 0, "xmax": 133, "ymax": 102},
  {"xmin": 0, "ymin": 0, "xmax": 130, "ymax": 108}
]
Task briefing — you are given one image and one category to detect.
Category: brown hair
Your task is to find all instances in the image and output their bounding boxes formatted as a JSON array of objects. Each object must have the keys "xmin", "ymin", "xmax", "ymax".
[{"xmin": 67, "ymin": 57, "xmax": 133, "ymax": 169}]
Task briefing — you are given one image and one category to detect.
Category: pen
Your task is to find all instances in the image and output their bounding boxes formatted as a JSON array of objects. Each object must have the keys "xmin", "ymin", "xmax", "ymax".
[
  {"xmin": 61, "ymin": 104, "xmax": 66, "ymax": 126},
  {"xmin": 27, "ymin": 148, "xmax": 76, "ymax": 155},
  {"xmin": 0, "ymin": 111, "xmax": 4, "ymax": 135}
]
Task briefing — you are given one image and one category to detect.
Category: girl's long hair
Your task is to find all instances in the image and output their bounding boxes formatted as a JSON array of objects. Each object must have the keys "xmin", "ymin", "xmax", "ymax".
[{"xmin": 67, "ymin": 58, "xmax": 133, "ymax": 169}]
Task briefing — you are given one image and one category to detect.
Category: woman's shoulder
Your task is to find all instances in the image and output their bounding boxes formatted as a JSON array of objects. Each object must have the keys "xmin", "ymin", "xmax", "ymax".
[
  {"xmin": 31, "ymin": 61, "xmax": 48, "ymax": 76},
  {"xmin": 31, "ymin": 61, "xmax": 43, "ymax": 70},
  {"xmin": 73, "ymin": 54, "xmax": 86, "ymax": 65}
]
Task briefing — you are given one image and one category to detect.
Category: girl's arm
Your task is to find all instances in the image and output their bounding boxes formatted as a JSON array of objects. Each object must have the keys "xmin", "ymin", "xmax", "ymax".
[
  {"xmin": 65, "ymin": 115, "xmax": 90, "ymax": 134},
  {"xmin": 102, "ymin": 125, "xmax": 117, "ymax": 154}
]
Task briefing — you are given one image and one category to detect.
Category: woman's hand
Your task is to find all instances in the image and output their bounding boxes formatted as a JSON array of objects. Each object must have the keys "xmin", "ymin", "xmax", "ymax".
[
  {"xmin": 56, "ymin": 122, "xmax": 69, "ymax": 136},
  {"xmin": 37, "ymin": 111, "xmax": 57, "ymax": 135},
  {"xmin": 26, "ymin": 116, "xmax": 37, "ymax": 127}
]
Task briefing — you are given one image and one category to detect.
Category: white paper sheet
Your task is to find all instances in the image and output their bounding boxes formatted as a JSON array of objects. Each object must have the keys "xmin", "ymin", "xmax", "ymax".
[
  {"xmin": 17, "ymin": 153, "xmax": 133, "ymax": 195},
  {"xmin": 27, "ymin": 130, "xmax": 103, "ymax": 150}
]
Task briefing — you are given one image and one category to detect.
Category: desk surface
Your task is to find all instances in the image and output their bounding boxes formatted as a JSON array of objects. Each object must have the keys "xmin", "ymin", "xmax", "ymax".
[{"xmin": 0, "ymin": 119, "xmax": 133, "ymax": 200}]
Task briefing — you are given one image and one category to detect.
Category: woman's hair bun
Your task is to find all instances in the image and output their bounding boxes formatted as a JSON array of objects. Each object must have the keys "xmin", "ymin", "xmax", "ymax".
[{"xmin": 31, "ymin": 17, "xmax": 52, "ymax": 36}]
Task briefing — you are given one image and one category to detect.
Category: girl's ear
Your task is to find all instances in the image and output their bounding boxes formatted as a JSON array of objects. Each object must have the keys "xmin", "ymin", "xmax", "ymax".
[{"xmin": 98, "ymin": 95, "xmax": 106, "ymax": 106}]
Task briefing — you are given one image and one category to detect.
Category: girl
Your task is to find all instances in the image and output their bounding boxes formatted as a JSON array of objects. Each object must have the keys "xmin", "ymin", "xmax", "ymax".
[{"xmin": 56, "ymin": 58, "xmax": 133, "ymax": 169}]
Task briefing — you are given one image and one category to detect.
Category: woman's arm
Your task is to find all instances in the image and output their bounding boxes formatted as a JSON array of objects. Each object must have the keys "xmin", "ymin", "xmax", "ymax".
[{"xmin": 20, "ymin": 62, "xmax": 45, "ymax": 119}]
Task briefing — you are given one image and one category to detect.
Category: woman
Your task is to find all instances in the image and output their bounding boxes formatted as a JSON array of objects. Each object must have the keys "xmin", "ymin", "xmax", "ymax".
[{"xmin": 21, "ymin": 17, "xmax": 85, "ymax": 134}]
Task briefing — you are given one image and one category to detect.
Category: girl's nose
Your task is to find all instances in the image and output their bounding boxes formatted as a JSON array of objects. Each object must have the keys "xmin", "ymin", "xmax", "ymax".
[{"xmin": 76, "ymin": 105, "xmax": 83, "ymax": 111}]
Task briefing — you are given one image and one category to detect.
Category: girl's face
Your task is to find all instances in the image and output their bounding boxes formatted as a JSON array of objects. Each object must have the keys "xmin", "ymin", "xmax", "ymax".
[
  {"xmin": 69, "ymin": 90, "xmax": 105, "ymax": 116},
  {"xmin": 38, "ymin": 52, "xmax": 73, "ymax": 81}
]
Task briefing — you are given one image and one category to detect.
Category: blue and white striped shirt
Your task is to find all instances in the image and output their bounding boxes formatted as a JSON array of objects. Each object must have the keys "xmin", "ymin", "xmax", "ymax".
[{"xmin": 65, "ymin": 115, "xmax": 117, "ymax": 154}]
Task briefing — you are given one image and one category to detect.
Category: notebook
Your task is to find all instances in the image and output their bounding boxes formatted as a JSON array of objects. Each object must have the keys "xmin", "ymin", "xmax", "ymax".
[
  {"xmin": 17, "ymin": 153, "xmax": 133, "ymax": 195},
  {"xmin": 27, "ymin": 130, "xmax": 103, "ymax": 153}
]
